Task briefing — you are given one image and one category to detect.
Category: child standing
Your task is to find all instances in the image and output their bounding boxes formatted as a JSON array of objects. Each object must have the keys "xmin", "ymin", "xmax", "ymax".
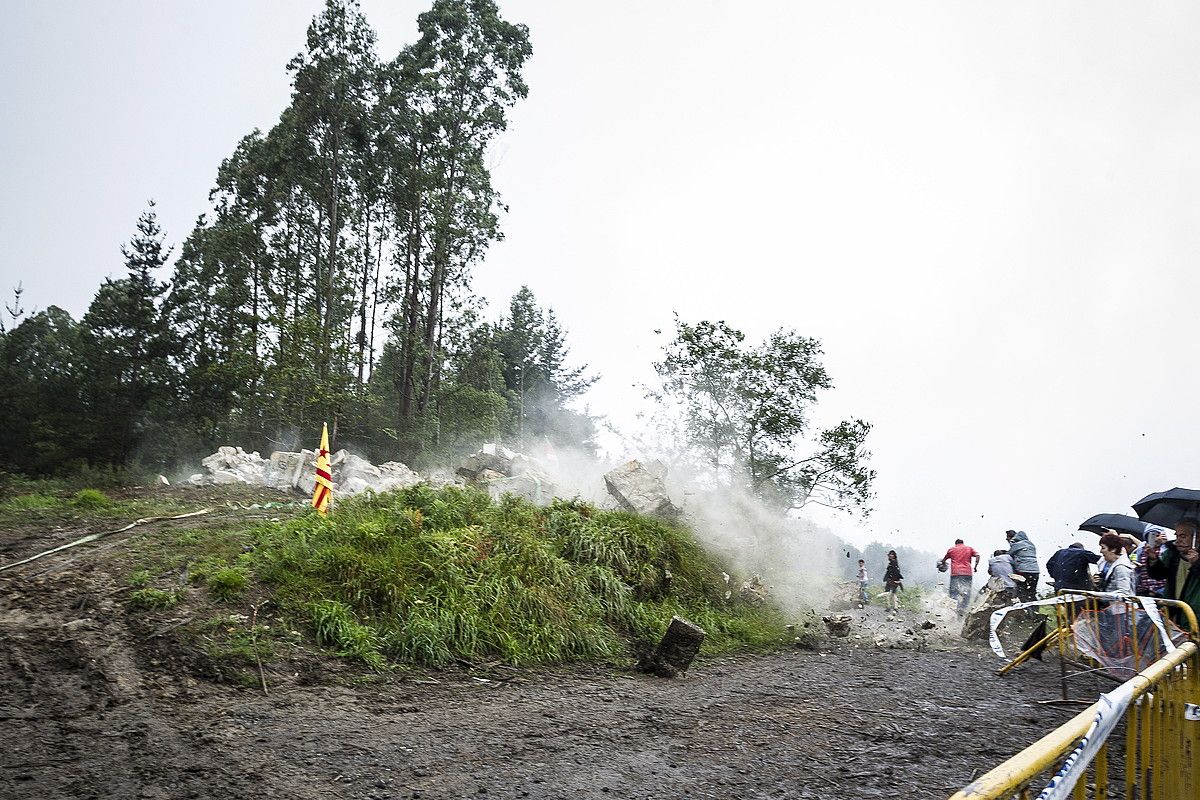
[{"xmin": 857, "ymin": 559, "xmax": 869, "ymax": 606}]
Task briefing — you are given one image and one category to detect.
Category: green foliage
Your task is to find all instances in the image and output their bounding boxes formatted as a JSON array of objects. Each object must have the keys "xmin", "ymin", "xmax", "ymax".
[
  {"xmin": 128, "ymin": 569, "xmax": 153, "ymax": 588},
  {"xmin": 247, "ymin": 486, "xmax": 785, "ymax": 669},
  {"xmin": 73, "ymin": 489, "xmax": 113, "ymax": 510},
  {"xmin": 650, "ymin": 316, "xmax": 875, "ymax": 515},
  {"xmin": 128, "ymin": 588, "xmax": 180, "ymax": 611},
  {"xmin": 311, "ymin": 599, "xmax": 388, "ymax": 670},
  {"xmin": 0, "ymin": 486, "xmax": 182, "ymax": 525},
  {"xmin": 207, "ymin": 567, "xmax": 249, "ymax": 602}
]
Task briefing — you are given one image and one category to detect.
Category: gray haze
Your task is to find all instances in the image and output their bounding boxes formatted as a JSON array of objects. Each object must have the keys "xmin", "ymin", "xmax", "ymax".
[{"xmin": 3, "ymin": 1, "xmax": 1199, "ymax": 559}]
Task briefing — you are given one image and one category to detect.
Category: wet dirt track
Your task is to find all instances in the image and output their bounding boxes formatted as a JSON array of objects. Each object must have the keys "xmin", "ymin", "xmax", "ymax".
[{"xmin": 0, "ymin": 502, "xmax": 1079, "ymax": 800}]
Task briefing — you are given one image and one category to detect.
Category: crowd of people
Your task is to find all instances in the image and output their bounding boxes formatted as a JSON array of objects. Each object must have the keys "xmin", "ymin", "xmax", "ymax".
[{"xmin": 936, "ymin": 523, "xmax": 1200, "ymax": 622}]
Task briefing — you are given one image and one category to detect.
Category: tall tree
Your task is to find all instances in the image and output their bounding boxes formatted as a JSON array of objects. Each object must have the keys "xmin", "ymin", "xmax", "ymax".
[
  {"xmin": 494, "ymin": 287, "xmax": 597, "ymax": 451},
  {"xmin": 651, "ymin": 317, "xmax": 875, "ymax": 515},
  {"xmin": 387, "ymin": 0, "xmax": 532, "ymax": 441},
  {"xmin": 0, "ymin": 307, "xmax": 89, "ymax": 473},
  {"xmin": 80, "ymin": 203, "xmax": 176, "ymax": 465}
]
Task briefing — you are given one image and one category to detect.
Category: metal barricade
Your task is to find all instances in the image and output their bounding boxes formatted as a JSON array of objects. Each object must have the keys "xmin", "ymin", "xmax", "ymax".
[
  {"xmin": 1052, "ymin": 591, "xmax": 1197, "ymax": 700},
  {"xmin": 952, "ymin": 594, "xmax": 1199, "ymax": 799}
]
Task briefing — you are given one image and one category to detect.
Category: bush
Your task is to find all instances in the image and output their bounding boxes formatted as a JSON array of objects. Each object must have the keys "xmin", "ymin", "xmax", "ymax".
[
  {"xmin": 207, "ymin": 567, "xmax": 248, "ymax": 602},
  {"xmin": 128, "ymin": 588, "xmax": 179, "ymax": 611},
  {"xmin": 73, "ymin": 489, "xmax": 113, "ymax": 510}
]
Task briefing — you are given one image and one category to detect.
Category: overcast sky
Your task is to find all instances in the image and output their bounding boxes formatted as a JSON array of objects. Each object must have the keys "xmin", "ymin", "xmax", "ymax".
[{"xmin": 3, "ymin": 1, "xmax": 1199, "ymax": 558}]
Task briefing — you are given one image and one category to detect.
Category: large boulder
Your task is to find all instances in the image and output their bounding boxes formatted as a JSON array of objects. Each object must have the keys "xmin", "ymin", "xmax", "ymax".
[
  {"xmin": 339, "ymin": 453, "xmax": 382, "ymax": 495},
  {"xmin": 263, "ymin": 450, "xmax": 309, "ymax": 491},
  {"xmin": 604, "ymin": 460, "xmax": 680, "ymax": 518},
  {"xmin": 483, "ymin": 468, "xmax": 557, "ymax": 506}
]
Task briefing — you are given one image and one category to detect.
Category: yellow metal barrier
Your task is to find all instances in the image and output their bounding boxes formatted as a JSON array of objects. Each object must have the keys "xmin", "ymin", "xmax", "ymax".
[{"xmin": 952, "ymin": 594, "xmax": 1200, "ymax": 799}]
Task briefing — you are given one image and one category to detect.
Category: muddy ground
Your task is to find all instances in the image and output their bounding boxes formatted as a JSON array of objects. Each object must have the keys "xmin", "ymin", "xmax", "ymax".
[{"xmin": 0, "ymin": 492, "xmax": 1083, "ymax": 800}]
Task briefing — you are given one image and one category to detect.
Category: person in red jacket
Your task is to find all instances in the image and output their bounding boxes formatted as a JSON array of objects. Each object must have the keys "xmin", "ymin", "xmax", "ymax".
[{"xmin": 941, "ymin": 538, "xmax": 981, "ymax": 617}]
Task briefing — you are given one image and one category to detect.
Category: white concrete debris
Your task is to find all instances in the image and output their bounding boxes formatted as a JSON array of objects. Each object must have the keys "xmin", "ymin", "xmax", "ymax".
[
  {"xmin": 456, "ymin": 442, "xmax": 520, "ymax": 480},
  {"xmin": 456, "ymin": 443, "xmax": 558, "ymax": 505},
  {"xmin": 195, "ymin": 446, "xmax": 419, "ymax": 497},
  {"xmin": 200, "ymin": 446, "xmax": 268, "ymax": 485},
  {"xmin": 603, "ymin": 459, "xmax": 681, "ymax": 518},
  {"xmin": 192, "ymin": 443, "xmax": 681, "ymax": 516}
]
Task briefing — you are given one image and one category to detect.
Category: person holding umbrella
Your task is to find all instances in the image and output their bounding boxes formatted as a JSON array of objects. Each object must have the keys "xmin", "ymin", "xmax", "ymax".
[
  {"xmin": 1005, "ymin": 530, "xmax": 1040, "ymax": 601},
  {"xmin": 1145, "ymin": 521, "xmax": 1200, "ymax": 620},
  {"xmin": 1097, "ymin": 533, "xmax": 1136, "ymax": 596},
  {"xmin": 1131, "ymin": 489, "xmax": 1200, "ymax": 620}
]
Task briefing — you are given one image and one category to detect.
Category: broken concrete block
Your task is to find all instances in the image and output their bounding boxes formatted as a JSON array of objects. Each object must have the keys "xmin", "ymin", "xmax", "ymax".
[
  {"xmin": 201, "ymin": 446, "xmax": 268, "ymax": 485},
  {"xmin": 484, "ymin": 469, "xmax": 557, "ymax": 506},
  {"xmin": 737, "ymin": 574, "xmax": 768, "ymax": 607},
  {"xmin": 457, "ymin": 443, "xmax": 519, "ymax": 479},
  {"xmin": 376, "ymin": 461, "xmax": 422, "ymax": 492},
  {"xmin": 603, "ymin": 460, "xmax": 680, "ymax": 519},
  {"xmin": 649, "ymin": 616, "xmax": 706, "ymax": 678}
]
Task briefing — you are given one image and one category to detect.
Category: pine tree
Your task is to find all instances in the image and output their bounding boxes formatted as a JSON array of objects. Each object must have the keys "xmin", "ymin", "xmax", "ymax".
[{"xmin": 81, "ymin": 203, "xmax": 176, "ymax": 465}]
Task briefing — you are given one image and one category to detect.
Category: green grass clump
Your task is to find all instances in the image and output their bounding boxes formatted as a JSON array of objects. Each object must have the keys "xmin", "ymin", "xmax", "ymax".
[
  {"xmin": 207, "ymin": 567, "xmax": 249, "ymax": 602},
  {"xmin": 73, "ymin": 488, "xmax": 113, "ymax": 510},
  {"xmin": 128, "ymin": 588, "xmax": 180, "ymax": 611},
  {"xmin": 0, "ymin": 485, "xmax": 185, "ymax": 526},
  {"xmin": 0, "ymin": 493, "xmax": 67, "ymax": 512},
  {"xmin": 249, "ymin": 486, "xmax": 787, "ymax": 670}
]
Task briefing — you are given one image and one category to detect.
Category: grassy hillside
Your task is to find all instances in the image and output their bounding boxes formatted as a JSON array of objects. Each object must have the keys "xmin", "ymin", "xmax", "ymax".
[
  {"xmin": 1, "ymin": 480, "xmax": 795, "ymax": 675},
  {"xmin": 242, "ymin": 486, "xmax": 789, "ymax": 669}
]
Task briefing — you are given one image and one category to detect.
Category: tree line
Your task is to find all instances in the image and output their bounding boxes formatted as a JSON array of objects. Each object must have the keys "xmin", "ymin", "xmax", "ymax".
[
  {"xmin": 0, "ymin": 0, "xmax": 595, "ymax": 475},
  {"xmin": 1, "ymin": 0, "xmax": 875, "ymax": 519}
]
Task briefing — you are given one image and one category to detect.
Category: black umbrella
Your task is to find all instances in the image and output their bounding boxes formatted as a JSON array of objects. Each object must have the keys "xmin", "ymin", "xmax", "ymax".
[
  {"xmin": 1078, "ymin": 513, "xmax": 1153, "ymax": 540},
  {"xmin": 1131, "ymin": 488, "xmax": 1200, "ymax": 529}
]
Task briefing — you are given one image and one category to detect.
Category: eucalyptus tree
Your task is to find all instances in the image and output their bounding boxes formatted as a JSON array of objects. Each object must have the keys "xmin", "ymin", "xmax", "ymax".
[{"xmin": 385, "ymin": 0, "xmax": 532, "ymax": 437}]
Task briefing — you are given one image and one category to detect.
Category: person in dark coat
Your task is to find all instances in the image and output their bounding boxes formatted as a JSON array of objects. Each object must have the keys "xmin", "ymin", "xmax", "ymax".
[
  {"xmin": 883, "ymin": 550, "xmax": 904, "ymax": 612},
  {"xmin": 1046, "ymin": 542, "xmax": 1100, "ymax": 593},
  {"xmin": 1146, "ymin": 521, "xmax": 1200, "ymax": 624}
]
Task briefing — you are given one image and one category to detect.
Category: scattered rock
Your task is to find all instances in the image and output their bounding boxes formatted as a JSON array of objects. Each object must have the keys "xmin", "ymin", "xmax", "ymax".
[
  {"xmin": 960, "ymin": 588, "xmax": 1018, "ymax": 640},
  {"xmin": 201, "ymin": 446, "xmax": 268, "ymax": 485},
  {"xmin": 737, "ymin": 574, "xmax": 768, "ymax": 607},
  {"xmin": 456, "ymin": 443, "xmax": 520, "ymax": 480},
  {"xmin": 199, "ymin": 446, "xmax": 419, "ymax": 497},
  {"xmin": 823, "ymin": 614, "xmax": 853, "ymax": 637}
]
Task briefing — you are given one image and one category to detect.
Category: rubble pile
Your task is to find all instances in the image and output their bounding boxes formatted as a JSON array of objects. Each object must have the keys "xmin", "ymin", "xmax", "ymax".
[
  {"xmin": 455, "ymin": 443, "xmax": 558, "ymax": 505},
  {"xmin": 194, "ymin": 447, "xmax": 268, "ymax": 486},
  {"xmin": 192, "ymin": 446, "xmax": 419, "ymax": 497},
  {"xmin": 189, "ymin": 443, "xmax": 687, "ymax": 517}
]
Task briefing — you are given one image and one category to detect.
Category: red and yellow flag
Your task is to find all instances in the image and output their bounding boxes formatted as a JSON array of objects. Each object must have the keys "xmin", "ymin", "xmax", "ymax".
[{"xmin": 311, "ymin": 422, "xmax": 333, "ymax": 515}]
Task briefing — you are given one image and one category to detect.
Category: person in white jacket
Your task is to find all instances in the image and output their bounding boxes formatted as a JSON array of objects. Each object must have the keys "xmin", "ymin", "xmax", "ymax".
[{"xmin": 1098, "ymin": 533, "xmax": 1135, "ymax": 596}]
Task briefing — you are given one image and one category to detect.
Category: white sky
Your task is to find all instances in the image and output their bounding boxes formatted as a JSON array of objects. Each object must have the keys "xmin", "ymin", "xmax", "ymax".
[{"xmin": 3, "ymin": 1, "xmax": 1199, "ymax": 558}]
